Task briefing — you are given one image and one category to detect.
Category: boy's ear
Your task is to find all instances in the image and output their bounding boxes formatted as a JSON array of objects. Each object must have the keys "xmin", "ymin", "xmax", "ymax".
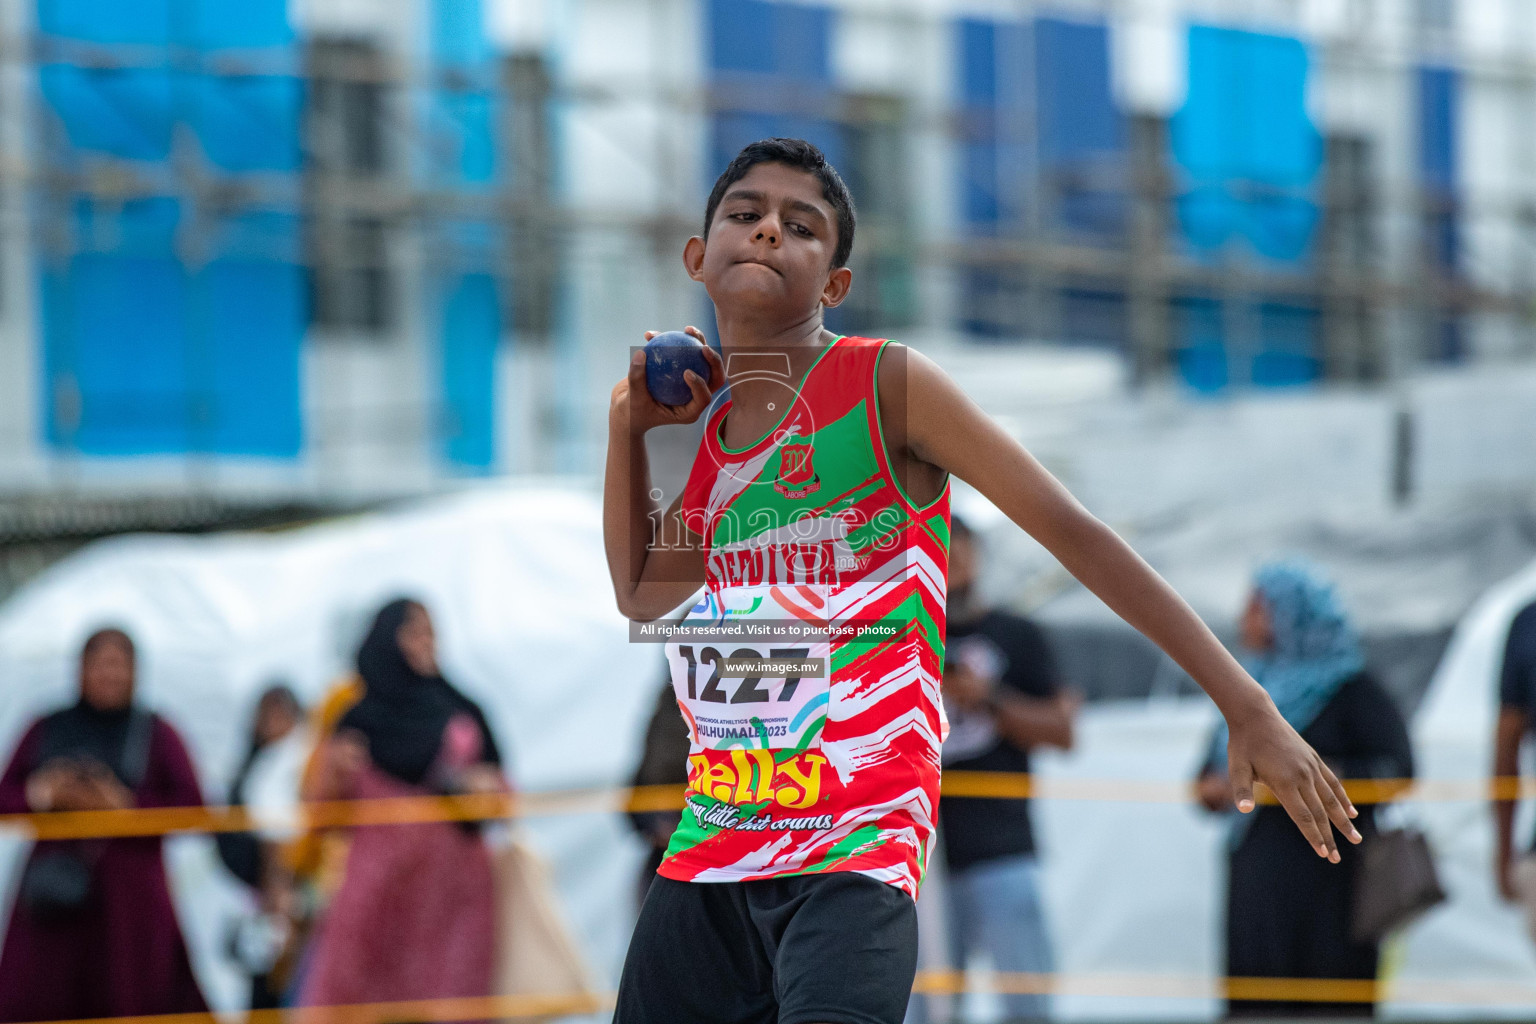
[
  {"xmin": 820, "ymin": 266, "xmax": 853, "ymax": 309},
  {"xmin": 683, "ymin": 236, "xmax": 707, "ymax": 283}
]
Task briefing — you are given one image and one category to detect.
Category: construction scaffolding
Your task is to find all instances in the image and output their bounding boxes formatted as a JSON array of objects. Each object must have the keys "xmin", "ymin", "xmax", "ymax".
[{"xmin": 0, "ymin": 0, "xmax": 1534, "ymax": 495}]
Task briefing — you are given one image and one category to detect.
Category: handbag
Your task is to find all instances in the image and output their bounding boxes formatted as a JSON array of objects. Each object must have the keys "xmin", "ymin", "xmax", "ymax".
[
  {"xmin": 18, "ymin": 710, "xmax": 154, "ymax": 920},
  {"xmin": 493, "ymin": 837, "xmax": 600, "ymax": 1021},
  {"xmin": 1350, "ymin": 825, "xmax": 1447, "ymax": 944},
  {"xmin": 18, "ymin": 851, "xmax": 98, "ymax": 920}
]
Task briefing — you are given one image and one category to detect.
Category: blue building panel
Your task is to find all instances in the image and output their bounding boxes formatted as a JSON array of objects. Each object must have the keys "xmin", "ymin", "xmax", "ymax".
[
  {"xmin": 432, "ymin": 0, "xmax": 491, "ymax": 67},
  {"xmin": 199, "ymin": 258, "xmax": 305, "ymax": 457},
  {"xmin": 958, "ymin": 18, "xmax": 997, "ymax": 106},
  {"xmin": 1172, "ymin": 25, "xmax": 1321, "ymax": 263},
  {"xmin": 188, "ymin": 0, "xmax": 294, "ymax": 50},
  {"xmin": 711, "ymin": 0, "xmax": 777, "ymax": 75},
  {"xmin": 38, "ymin": 0, "xmax": 172, "ymax": 45},
  {"xmin": 41, "ymin": 201, "xmax": 306, "ymax": 458},
  {"xmin": 706, "ymin": 1, "xmax": 839, "ymax": 179},
  {"xmin": 44, "ymin": 247, "xmax": 192, "ymax": 455},
  {"xmin": 957, "ymin": 19, "xmax": 999, "ymax": 230},
  {"xmin": 1417, "ymin": 66, "xmax": 1458, "ymax": 190},
  {"xmin": 1034, "ymin": 18, "xmax": 1123, "ymax": 165},
  {"xmin": 1172, "ymin": 296, "xmax": 1228, "ymax": 393},
  {"xmin": 955, "ymin": 16, "xmax": 1124, "ymax": 240},
  {"xmin": 189, "ymin": 74, "xmax": 304, "ymax": 172},
  {"xmin": 441, "ymin": 274, "xmax": 500, "ymax": 471},
  {"xmin": 35, "ymin": 0, "xmax": 308, "ymax": 459},
  {"xmin": 40, "ymin": 65, "xmax": 176, "ymax": 161},
  {"xmin": 954, "ymin": 17, "xmax": 1031, "ymax": 234},
  {"xmin": 1170, "ymin": 26, "xmax": 1323, "ymax": 389},
  {"xmin": 419, "ymin": 0, "xmax": 501, "ymax": 472},
  {"xmin": 710, "ymin": 0, "xmax": 831, "ymax": 81},
  {"xmin": 422, "ymin": 0, "xmax": 498, "ymax": 190},
  {"xmin": 428, "ymin": 92, "xmax": 498, "ymax": 184},
  {"xmin": 1035, "ymin": 18, "xmax": 1126, "ymax": 239},
  {"xmin": 1417, "ymin": 65, "xmax": 1460, "ymax": 279},
  {"xmin": 770, "ymin": 2, "xmax": 833, "ymax": 84},
  {"xmin": 1252, "ymin": 303, "xmax": 1322, "ymax": 387}
]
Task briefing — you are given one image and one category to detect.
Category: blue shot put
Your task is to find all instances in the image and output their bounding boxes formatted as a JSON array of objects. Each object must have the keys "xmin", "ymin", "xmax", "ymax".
[{"xmin": 644, "ymin": 331, "xmax": 713, "ymax": 406}]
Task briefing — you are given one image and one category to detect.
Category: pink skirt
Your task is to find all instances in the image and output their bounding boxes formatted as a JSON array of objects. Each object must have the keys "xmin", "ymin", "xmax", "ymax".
[{"xmin": 297, "ymin": 766, "xmax": 497, "ymax": 1015}]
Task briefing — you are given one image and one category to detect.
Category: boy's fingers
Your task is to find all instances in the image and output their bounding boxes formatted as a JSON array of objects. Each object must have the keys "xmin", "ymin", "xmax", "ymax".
[
  {"xmin": 1307, "ymin": 786, "xmax": 1341, "ymax": 862},
  {"xmin": 1322, "ymin": 762, "xmax": 1359, "ymax": 822},
  {"xmin": 644, "ymin": 331, "xmax": 658, "ymax": 340},
  {"xmin": 685, "ymin": 325, "xmax": 706, "ymax": 342},
  {"xmin": 1229, "ymin": 760, "xmax": 1256, "ymax": 814},
  {"xmin": 683, "ymin": 369, "xmax": 710, "ymax": 408},
  {"xmin": 1318, "ymin": 773, "xmax": 1362, "ymax": 844},
  {"xmin": 1284, "ymin": 783, "xmax": 1336, "ymax": 861},
  {"xmin": 701, "ymin": 345, "xmax": 726, "ymax": 389}
]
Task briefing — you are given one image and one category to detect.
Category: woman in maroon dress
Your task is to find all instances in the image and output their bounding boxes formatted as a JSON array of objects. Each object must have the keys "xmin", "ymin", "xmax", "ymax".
[{"xmin": 0, "ymin": 628, "xmax": 209, "ymax": 1023}]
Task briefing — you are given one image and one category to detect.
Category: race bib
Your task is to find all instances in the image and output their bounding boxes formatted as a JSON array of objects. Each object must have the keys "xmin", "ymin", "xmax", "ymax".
[{"xmin": 666, "ymin": 585, "xmax": 831, "ymax": 752}]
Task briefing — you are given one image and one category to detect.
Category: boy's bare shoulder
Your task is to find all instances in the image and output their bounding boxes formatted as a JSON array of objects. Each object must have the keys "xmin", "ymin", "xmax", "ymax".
[{"xmin": 875, "ymin": 341, "xmax": 957, "ymax": 419}]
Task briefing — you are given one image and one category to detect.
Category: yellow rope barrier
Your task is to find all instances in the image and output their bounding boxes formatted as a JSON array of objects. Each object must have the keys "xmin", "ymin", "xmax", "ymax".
[
  {"xmin": 2, "ymin": 777, "xmax": 1530, "ymax": 1024},
  {"xmin": 1, "ymin": 775, "xmax": 1534, "ymax": 842},
  {"xmin": 914, "ymin": 969, "xmax": 1536, "ymax": 1006},
  {"xmin": 14, "ymin": 968, "xmax": 1536, "ymax": 1024},
  {"xmin": 0, "ymin": 992, "xmax": 609, "ymax": 1024}
]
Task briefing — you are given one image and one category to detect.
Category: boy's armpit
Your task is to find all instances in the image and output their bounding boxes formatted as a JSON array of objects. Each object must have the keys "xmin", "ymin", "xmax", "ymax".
[{"xmin": 874, "ymin": 345, "xmax": 947, "ymax": 508}]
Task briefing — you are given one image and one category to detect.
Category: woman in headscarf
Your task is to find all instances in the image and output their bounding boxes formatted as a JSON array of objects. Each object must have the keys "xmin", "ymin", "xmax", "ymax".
[
  {"xmin": 0, "ymin": 628, "xmax": 209, "ymax": 1023},
  {"xmin": 294, "ymin": 598, "xmax": 508, "ymax": 1013},
  {"xmin": 1195, "ymin": 561, "xmax": 1414, "ymax": 1019}
]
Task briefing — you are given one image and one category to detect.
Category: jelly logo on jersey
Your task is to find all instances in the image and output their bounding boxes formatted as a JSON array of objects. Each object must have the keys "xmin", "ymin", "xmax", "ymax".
[
  {"xmin": 774, "ymin": 439, "xmax": 821, "ymax": 499},
  {"xmin": 687, "ymin": 750, "xmax": 829, "ymax": 809}
]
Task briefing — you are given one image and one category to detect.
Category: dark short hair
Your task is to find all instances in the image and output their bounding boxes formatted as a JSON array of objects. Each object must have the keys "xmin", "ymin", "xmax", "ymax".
[
  {"xmin": 704, "ymin": 138, "xmax": 856, "ymax": 269},
  {"xmin": 82, "ymin": 627, "xmax": 135, "ymax": 663}
]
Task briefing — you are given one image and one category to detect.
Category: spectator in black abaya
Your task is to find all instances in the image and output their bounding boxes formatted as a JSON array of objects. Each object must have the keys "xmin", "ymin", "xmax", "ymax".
[
  {"xmin": 0, "ymin": 628, "xmax": 209, "ymax": 1022},
  {"xmin": 1195, "ymin": 561, "xmax": 1413, "ymax": 1019},
  {"xmin": 216, "ymin": 684, "xmax": 303, "ymax": 1012},
  {"xmin": 296, "ymin": 598, "xmax": 508, "ymax": 1010}
]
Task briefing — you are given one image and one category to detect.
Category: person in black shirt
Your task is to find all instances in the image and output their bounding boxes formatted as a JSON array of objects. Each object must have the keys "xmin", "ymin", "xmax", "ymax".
[
  {"xmin": 1195, "ymin": 560, "xmax": 1413, "ymax": 1019},
  {"xmin": 627, "ymin": 672, "xmax": 691, "ymax": 908},
  {"xmin": 932, "ymin": 515, "xmax": 1077, "ymax": 1023},
  {"xmin": 1495, "ymin": 598, "xmax": 1536, "ymax": 938}
]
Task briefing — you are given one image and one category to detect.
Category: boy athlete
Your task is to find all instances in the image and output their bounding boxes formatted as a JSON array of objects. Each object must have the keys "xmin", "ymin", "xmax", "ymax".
[{"xmin": 602, "ymin": 138, "xmax": 1360, "ymax": 1024}]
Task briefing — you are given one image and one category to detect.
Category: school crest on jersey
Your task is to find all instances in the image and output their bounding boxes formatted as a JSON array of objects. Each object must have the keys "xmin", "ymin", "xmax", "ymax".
[{"xmin": 774, "ymin": 438, "xmax": 821, "ymax": 499}]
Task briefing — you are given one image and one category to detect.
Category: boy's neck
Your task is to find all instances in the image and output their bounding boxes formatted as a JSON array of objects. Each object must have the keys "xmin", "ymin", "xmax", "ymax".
[{"xmin": 714, "ymin": 308, "xmax": 832, "ymax": 353}]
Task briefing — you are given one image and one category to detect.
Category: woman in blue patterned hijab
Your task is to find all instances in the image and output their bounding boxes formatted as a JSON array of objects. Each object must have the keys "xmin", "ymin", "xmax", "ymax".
[
  {"xmin": 1206, "ymin": 559, "xmax": 1365, "ymax": 842},
  {"xmin": 1238, "ymin": 559, "xmax": 1364, "ymax": 737},
  {"xmin": 1198, "ymin": 558, "xmax": 1413, "ymax": 1020}
]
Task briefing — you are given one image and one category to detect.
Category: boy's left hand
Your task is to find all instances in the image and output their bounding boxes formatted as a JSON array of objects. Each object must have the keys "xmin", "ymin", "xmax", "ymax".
[{"xmin": 1225, "ymin": 703, "xmax": 1361, "ymax": 862}]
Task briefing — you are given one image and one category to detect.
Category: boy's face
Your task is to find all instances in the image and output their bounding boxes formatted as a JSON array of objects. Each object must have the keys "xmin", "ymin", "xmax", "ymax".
[{"xmin": 685, "ymin": 162, "xmax": 851, "ymax": 323}]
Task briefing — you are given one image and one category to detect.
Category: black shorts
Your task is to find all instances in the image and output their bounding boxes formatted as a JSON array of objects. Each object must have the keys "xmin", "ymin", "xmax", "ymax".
[{"xmin": 613, "ymin": 872, "xmax": 918, "ymax": 1024}]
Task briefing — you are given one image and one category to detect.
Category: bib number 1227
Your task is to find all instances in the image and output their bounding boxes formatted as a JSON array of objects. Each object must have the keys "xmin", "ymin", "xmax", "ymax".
[{"xmin": 676, "ymin": 645, "xmax": 812, "ymax": 704}]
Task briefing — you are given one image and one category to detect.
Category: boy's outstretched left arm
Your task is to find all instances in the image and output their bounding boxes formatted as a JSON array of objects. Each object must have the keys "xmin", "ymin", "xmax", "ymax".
[{"xmin": 888, "ymin": 346, "xmax": 1361, "ymax": 861}]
